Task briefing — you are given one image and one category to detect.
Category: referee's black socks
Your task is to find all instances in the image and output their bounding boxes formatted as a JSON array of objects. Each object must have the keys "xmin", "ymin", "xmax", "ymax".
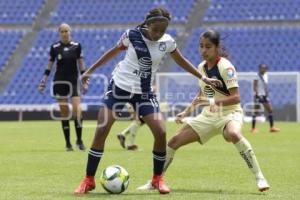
[
  {"xmin": 61, "ymin": 120, "xmax": 71, "ymax": 146},
  {"xmin": 74, "ymin": 117, "xmax": 83, "ymax": 143}
]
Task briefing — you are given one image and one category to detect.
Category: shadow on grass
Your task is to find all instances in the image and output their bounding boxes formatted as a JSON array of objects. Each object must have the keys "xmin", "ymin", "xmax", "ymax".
[
  {"xmin": 65, "ymin": 188, "xmax": 268, "ymax": 199},
  {"xmin": 172, "ymin": 188, "xmax": 268, "ymax": 196}
]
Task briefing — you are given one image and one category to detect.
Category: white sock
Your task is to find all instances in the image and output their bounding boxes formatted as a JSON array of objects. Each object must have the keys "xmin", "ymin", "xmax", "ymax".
[
  {"xmin": 120, "ymin": 123, "xmax": 131, "ymax": 136},
  {"xmin": 163, "ymin": 146, "xmax": 176, "ymax": 173},
  {"xmin": 234, "ymin": 137, "xmax": 264, "ymax": 179},
  {"xmin": 127, "ymin": 120, "xmax": 141, "ymax": 146}
]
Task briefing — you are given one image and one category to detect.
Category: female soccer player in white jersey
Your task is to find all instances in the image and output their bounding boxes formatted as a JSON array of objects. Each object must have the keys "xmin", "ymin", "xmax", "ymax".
[
  {"xmin": 138, "ymin": 29, "xmax": 270, "ymax": 192},
  {"xmin": 74, "ymin": 7, "xmax": 221, "ymax": 195},
  {"xmin": 251, "ymin": 63, "xmax": 280, "ymax": 133}
]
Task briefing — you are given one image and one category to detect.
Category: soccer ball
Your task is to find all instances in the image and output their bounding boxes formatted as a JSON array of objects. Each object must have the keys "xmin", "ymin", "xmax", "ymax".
[{"xmin": 100, "ymin": 165, "xmax": 129, "ymax": 194}]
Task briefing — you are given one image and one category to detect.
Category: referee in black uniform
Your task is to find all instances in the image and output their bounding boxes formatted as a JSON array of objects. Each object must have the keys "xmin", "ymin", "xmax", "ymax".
[{"xmin": 38, "ymin": 23, "xmax": 88, "ymax": 151}]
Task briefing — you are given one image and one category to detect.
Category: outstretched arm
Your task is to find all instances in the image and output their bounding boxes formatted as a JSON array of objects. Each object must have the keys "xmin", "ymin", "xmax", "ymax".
[
  {"xmin": 170, "ymin": 49, "xmax": 222, "ymax": 87},
  {"xmin": 82, "ymin": 45, "xmax": 122, "ymax": 83},
  {"xmin": 170, "ymin": 49, "xmax": 203, "ymax": 79}
]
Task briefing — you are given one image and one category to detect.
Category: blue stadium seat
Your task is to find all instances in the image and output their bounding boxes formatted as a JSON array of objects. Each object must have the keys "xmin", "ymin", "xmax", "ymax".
[
  {"xmin": 204, "ymin": 0, "xmax": 300, "ymax": 22},
  {"xmin": 172, "ymin": 27, "xmax": 300, "ymax": 72},
  {"xmin": 0, "ymin": 0, "xmax": 45, "ymax": 25},
  {"xmin": 0, "ymin": 30, "xmax": 25, "ymax": 72},
  {"xmin": 0, "ymin": 28, "xmax": 177, "ymax": 104},
  {"xmin": 50, "ymin": 0, "xmax": 195, "ymax": 24}
]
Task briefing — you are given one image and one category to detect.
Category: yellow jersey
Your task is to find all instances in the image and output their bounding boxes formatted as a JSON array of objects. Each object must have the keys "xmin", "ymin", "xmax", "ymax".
[{"xmin": 198, "ymin": 57, "xmax": 242, "ymax": 114}]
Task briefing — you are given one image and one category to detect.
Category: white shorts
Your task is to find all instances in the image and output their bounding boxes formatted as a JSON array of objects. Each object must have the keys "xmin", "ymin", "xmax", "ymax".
[{"xmin": 186, "ymin": 110, "xmax": 243, "ymax": 144}]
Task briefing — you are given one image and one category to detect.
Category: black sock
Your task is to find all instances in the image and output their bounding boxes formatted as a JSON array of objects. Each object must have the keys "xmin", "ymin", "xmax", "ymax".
[
  {"xmin": 86, "ymin": 148, "xmax": 103, "ymax": 176},
  {"xmin": 61, "ymin": 120, "xmax": 71, "ymax": 146},
  {"xmin": 268, "ymin": 113, "xmax": 274, "ymax": 127},
  {"xmin": 252, "ymin": 115, "xmax": 256, "ymax": 129},
  {"xmin": 74, "ymin": 118, "xmax": 83, "ymax": 143},
  {"xmin": 153, "ymin": 151, "xmax": 166, "ymax": 176}
]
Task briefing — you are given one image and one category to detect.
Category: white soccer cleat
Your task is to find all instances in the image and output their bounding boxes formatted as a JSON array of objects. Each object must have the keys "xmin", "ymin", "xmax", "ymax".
[
  {"xmin": 256, "ymin": 177, "xmax": 270, "ymax": 192},
  {"xmin": 136, "ymin": 180, "xmax": 154, "ymax": 190}
]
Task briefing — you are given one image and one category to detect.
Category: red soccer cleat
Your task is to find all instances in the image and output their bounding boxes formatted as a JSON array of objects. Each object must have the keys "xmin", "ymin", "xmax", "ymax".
[
  {"xmin": 151, "ymin": 175, "xmax": 170, "ymax": 194},
  {"xmin": 270, "ymin": 127, "xmax": 280, "ymax": 133},
  {"xmin": 74, "ymin": 176, "xmax": 96, "ymax": 194},
  {"xmin": 250, "ymin": 128, "xmax": 258, "ymax": 134},
  {"xmin": 127, "ymin": 144, "xmax": 138, "ymax": 151}
]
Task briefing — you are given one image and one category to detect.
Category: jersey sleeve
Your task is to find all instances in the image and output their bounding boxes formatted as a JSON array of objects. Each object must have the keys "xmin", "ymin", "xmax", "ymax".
[
  {"xmin": 77, "ymin": 43, "xmax": 83, "ymax": 59},
  {"xmin": 117, "ymin": 30, "xmax": 130, "ymax": 50},
  {"xmin": 49, "ymin": 45, "xmax": 55, "ymax": 62},
  {"xmin": 167, "ymin": 36, "xmax": 177, "ymax": 53},
  {"xmin": 220, "ymin": 59, "xmax": 239, "ymax": 89}
]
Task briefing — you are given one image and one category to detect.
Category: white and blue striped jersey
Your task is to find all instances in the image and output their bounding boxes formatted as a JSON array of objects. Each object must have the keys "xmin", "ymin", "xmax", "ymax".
[
  {"xmin": 112, "ymin": 28, "xmax": 177, "ymax": 94},
  {"xmin": 255, "ymin": 73, "xmax": 268, "ymax": 96}
]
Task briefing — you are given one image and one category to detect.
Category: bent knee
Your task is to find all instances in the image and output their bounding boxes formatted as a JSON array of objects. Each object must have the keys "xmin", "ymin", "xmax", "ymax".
[
  {"xmin": 167, "ymin": 136, "xmax": 180, "ymax": 150},
  {"xmin": 224, "ymin": 130, "xmax": 242, "ymax": 143}
]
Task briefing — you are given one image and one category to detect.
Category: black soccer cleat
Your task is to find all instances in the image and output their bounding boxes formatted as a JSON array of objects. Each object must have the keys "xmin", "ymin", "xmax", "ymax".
[
  {"xmin": 76, "ymin": 141, "xmax": 86, "ymax": 151},
  {"xmin": 66, "ymin": 144, "xmax": 74, "ymax": 151}
]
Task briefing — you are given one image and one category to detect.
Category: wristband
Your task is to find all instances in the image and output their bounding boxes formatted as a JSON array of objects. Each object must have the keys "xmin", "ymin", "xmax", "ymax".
[
  {"xmin": 44, "ymin": 69, "xmax": 50, "ymax": 76},
  {"xmin": 208, "ymin": 98, "xmax": 215, "ymax": 106}
]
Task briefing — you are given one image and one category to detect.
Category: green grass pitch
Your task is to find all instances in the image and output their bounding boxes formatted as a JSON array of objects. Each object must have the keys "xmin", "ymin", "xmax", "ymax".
[{"xmin": 0, "ymin": 121, "xmax": 299, "ymax": 200}]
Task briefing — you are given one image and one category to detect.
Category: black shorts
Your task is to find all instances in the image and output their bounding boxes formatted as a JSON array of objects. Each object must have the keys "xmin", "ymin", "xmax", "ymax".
[
  {"xmin": 52, "ymin": 79, "xmax": 79, "ymax": 98},
  {"xmin": 255, "ymin": 95, "xmax": 269, "ymax": 104},
  {"xmin": 102, "ymin": 80, "xmax": 160, "ymax": 118}
]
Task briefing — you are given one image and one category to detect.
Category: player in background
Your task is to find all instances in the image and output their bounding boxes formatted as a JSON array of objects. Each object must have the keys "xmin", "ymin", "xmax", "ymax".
[
  {"xmin": 251, "ymin": 64, "xmax": 280, "ymax": 133},
  {"xmin": 117, "ymin": 103, "xmax": 144, "ymax": 151},
  {"xmin": 138, "ymin": 29, "xmax": 270, "ymax": 192},
  {"xmin": 117, "ymin": 86, "xmax": 158, "ymax": 151},
  {"xmin": 38, "ymin": 23, "xmax": 87, "ymax": 151},
  {"xmin": 74, "ymin": 7, "xmax": 221, "ymax": 195}
]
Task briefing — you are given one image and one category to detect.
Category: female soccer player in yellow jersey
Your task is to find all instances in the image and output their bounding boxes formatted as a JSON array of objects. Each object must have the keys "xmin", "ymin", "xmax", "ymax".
[{"xmin": 138, "ymin": 29, "xmax": 270, "ymax": 192}]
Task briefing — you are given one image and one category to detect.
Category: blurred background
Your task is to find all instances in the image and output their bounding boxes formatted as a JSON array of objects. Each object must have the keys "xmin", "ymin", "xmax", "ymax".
[{"xmin": 0, "ymin": 0, "xmax": 299, "ymax": 121}]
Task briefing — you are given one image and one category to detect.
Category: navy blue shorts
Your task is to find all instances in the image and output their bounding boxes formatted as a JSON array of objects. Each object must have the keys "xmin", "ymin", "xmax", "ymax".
[
  {"xmin": 255, "ymin": 95, "xmax": 269, "ymax": 104},
  {"xmin": 102, "ymin": 80, "xmax": 160, "ymax": 118}
]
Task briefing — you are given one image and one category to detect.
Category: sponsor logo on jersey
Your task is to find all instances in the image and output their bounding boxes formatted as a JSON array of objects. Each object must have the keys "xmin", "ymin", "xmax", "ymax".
[
  {"xmin": 134, "ymin": 46, "xmax": 148, "ymax": 52},
  {"xmin": 53, "ymin": 43, "xmax": 61, "ymax": 48},
  {"xmin": 138, "ymin": 57, "xmax": 152, "ymax": 70},
  {"xmin": 159, "ymin": 42, "xmax": 166, "ymax": 51},
  {"xmin": 204, "ymin": 85, "xmax": 215, "ymax": 98},
  {"xmin": 133, "ymin": 70, "xmax": 151, "ymax": 78},
  {"xmin": 64, "ymin": 47, "xmax": 69, "ymax": 51}
]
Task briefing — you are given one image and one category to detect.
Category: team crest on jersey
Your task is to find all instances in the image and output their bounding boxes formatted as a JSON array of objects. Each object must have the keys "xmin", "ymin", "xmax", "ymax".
[
  {"xmin": 159, "ymin": 42, "xmax": 166, "ymax": 51},
  {"xmin": 226, "ymin": 67, "xmax": 235, "ymax": 79},
  {"xmin": 204, "ymin": 85, "xmax": 215, "ymax": 98},
  {"xmin": 58, "ymin": 54, "xmax": 62, "ymax": 60}
]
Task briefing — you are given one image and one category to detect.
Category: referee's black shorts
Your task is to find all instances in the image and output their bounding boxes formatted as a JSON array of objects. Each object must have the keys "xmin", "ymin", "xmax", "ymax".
[{"xmin": 52, "ymin": 79, "xmax": 79, "ymax": 98}]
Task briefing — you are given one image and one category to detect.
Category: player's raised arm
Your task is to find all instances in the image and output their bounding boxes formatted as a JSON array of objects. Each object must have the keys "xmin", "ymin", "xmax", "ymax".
[{"xmin": 170, "ymin": 48, "xmax": 222, "ymax": 87}]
